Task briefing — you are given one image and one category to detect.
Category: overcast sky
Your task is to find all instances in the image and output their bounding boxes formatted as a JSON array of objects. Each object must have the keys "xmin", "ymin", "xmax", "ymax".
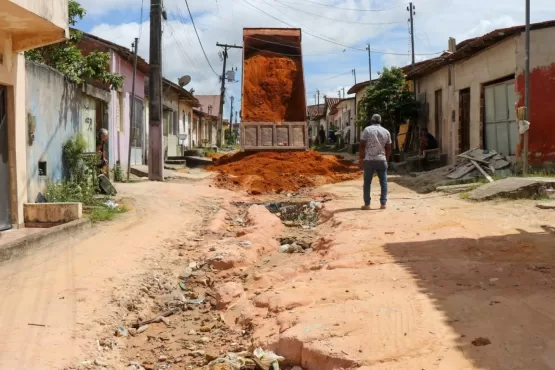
[{"xmin": 75, "ymin": 0, "xmax": 555, "ymax": 118}]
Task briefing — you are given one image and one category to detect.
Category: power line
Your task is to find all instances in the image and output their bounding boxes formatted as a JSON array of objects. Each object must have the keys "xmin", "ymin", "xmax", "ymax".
[
  {"xmin": 323, "ymin": 70, "xmax": 352, "ymax": 81},
  {"xmin": 287, "ymin": 0, "xmax": 407, "ymax": 12},
  {"xmin": 242, "ymin": 0, "xmax": 443, "ymax": 56},
  {"xmin": 271, "ymin": 0, "xmax": 405, "ymax": 25},
  {"xmin": 138, "ymin": 0, "xmax": 145, "ymax": 40},
  {"xmin": 183, "ymin": 0, "xmax": 219, "ymax": 76}
]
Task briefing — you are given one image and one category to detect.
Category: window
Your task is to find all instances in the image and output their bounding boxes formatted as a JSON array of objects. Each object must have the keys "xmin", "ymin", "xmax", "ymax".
[
  {"xmin": 116, "ymin": 92, "xmax": 123, "ymax": 132},
  {"xmin": 38, "ymin": 161, "xmax": 47, "ymax": 176}
]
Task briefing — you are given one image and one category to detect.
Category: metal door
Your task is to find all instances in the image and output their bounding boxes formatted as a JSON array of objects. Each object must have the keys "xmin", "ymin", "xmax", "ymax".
[
  {"xmin": 484, "ymin": 80, "xmax": 517, "ymax": 155},
  {"xmin": 0, "ymin": 86, "xmax": 10, "ymax": 230},
  {"xmin": 130, "ymin": 98, "xmax": 144, "ymax": 165},
  {"xmin": 460, "ymin": 89, "xmax": 471, "ymax": 152}
]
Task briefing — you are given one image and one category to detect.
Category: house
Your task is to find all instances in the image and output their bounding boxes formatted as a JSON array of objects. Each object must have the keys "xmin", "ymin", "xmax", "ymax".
[
  {"xmin": 77, "ymin": 32, "xmax": 149, "ymax": 174},
  {"xmin": 193, "ymin": 95, "xmax": 221, "ymax": 147},
  {"xmin": 25, "ymin": 61, "xmax": 111, "ymax": 205},
  {"xmin": 405, "ymin": 20, "xmax": 555, "ymax": 166},
  {"xmin": 323, "ymin": 97, "xmax": 341, "ymax": 138},
  {"xmin": 0, "ymin": 0, "xmax": 69, "ymax": 230},
  {"xmin": 332, "ymin": 98, "xmax": 356, "ymax": 144},
  {"xmin": 307, "ymin": 104, "xmax": 325, "ymax": 143},
  {"xmin": 157, "ymin": 78, "xmax": 200, "ymax": 158}
]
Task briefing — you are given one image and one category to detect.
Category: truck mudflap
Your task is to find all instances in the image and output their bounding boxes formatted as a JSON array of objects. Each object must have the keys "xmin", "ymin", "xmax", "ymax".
[{"xmin": 241, "ymin": 122, "xmax": 308, "ymax": 151}]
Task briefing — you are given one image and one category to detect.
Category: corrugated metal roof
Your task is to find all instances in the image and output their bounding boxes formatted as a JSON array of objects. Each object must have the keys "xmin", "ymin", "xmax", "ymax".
[{"xmin": 405, "ymin": 19, "xmax": 555, "ymax": 79}]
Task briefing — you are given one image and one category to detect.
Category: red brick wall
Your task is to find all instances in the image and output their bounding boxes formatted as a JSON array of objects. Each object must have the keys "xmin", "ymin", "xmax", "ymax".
[{"xmin": 515, "ymin": 63, "xmax": 555, "ymax": 164}]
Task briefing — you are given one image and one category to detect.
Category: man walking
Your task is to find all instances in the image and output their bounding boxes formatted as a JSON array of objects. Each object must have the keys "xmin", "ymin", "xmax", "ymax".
[{"xmin": 359, "ymin": 114, "xmax": 392, "ymax": 210}]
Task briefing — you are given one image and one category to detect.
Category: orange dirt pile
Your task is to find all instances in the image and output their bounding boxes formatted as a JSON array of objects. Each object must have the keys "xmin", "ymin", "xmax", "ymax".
[
  {"xmin": 208, "ymin": 151, "xmax": 360, "ymax": 194},
  {"xmin": 242, "ymin": 52, "xmax": 303, "ymax": 122}
]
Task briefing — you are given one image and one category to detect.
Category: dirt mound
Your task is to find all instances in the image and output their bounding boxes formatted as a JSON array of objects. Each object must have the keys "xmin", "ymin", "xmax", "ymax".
[
  {"xmin": 242, "ymin": 52, "xmax": 304, "ymax": 122},
  {"xmin": 208, "ymin": 151, "xmax": 360, "ymax": 194}
]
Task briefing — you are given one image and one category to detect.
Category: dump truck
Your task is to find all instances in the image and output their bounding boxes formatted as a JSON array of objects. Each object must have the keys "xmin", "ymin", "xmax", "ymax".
[{"xmin": 240, "ymin": 28, "xmax": 308, "ymax": 151}]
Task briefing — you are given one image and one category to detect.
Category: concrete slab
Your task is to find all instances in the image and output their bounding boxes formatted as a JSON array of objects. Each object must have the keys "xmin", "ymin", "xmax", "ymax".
[
  {"xmin": 436, "ymin": 183, "xmax": 481, "ymax": 193},
  {"xmin": 536, "ymin": 201, "xmax": 555, "ymax": 210},
  {"xmin": 131, "ymin": 165, "xmax": 214, "ymax": 181},
  {"xmin": 24, "ymin": 202, "xmax": 82, "ymax": 226},
  {"xmin": 468, "ymin": 177, "xmax": 555, "ymax": 201},
  {"xmin": 0, "ymin": 219, "xmax": 91, "ymax": 263}
]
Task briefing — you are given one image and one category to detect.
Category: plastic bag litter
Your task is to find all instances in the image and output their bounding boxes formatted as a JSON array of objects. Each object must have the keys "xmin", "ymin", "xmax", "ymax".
[
  {"xmin": 104, "ymin": 200, "xmax": 118, "ymax": 209},
  {"xmin": 519, "ymin": 120, "xmax": 530, "ymax": 134},
  {"xmin": 208, "ymin": 352, "xmax": 255, "ymax": 370},
  {"xmin": 253, "ymin": 347, "xmax": 285, "ymax": 370}
]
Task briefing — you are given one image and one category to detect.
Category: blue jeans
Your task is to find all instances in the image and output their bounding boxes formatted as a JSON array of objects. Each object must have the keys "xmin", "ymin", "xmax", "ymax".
[{"xmin": 363, "ymin": 160, "xmax": 388, "ymax": 206}]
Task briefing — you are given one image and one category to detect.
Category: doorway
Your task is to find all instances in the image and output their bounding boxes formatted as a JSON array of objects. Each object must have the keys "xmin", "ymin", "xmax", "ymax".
[
  {"xmin": 131, "ymin": 97, "xmax": 144, "ymax": 165},
  {"xmin": 434, "ymin": 89, "xmax": 442, "ymax": 150},
  {"xmin": 484, "ymin": 79, "xmax": 517, "ymax": 155},
  {"xmin": 459, "ymin": 89, "xmax": 471, "ymax": 153},
  {"xmin": 0, "ymin": 85, "xmax": 10, "ymax": 230}
]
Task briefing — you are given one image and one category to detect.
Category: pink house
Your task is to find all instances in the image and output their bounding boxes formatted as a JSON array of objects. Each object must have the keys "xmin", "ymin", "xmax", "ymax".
[{"xmin": 78, "ymin": 32, "xmax": 149, "ymax": 174}]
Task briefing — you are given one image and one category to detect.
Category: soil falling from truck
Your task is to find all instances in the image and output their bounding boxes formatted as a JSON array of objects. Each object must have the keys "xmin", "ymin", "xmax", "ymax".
[
  {"xmin": 242, "ymin": 52, "xmax": 305, "ymax": 123},
  {"xmin": 208, "ymin": 151, "xmax": 360, "ymax": 194}
]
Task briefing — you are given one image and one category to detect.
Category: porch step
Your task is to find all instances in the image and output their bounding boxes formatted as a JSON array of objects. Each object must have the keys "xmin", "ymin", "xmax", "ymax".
[
  {"xmin": 167, "ymin": 156, "xmax": 186, "ymax": 160},
  {"xmin": 165, "ymin": 159, "xmax": 187, "ymax": 165}
]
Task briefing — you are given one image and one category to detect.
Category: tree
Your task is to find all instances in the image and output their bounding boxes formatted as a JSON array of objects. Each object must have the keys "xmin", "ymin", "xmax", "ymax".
[
  {"xmin": 25, "ymin": 0, "xmax": 124, "ymax": 90},
  {"xmin": 356, "ymin": 67, "xmax": 419, "ymax": 150}
]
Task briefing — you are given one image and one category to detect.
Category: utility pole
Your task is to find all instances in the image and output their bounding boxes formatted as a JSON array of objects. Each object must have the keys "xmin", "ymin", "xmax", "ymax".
[
  {"xmin": 352, "ymin": 69, "xmax": 357, "ymax": 84},
  {"xmin": 338, "ymin": 90, "xmax": 341, "ymax": 98},
  {"xmin": 366, "ymin": 43, "xmax": 372, "ymax": 84},
  {"xmin": 342, "ymin": 87, "xmax": 345, "ymax": 98},
  {"xmin": 317, "ymin": 89, "xmax": 320, "ymax": 106},
  {"xmin": 216, "ymin": 42, "xmax": 242, "ymax": 147},
  {"xmin": 228, "ymin": 95, "xmax": 234, "ymax": 145},
  {"xmin": 523, "ymin": 0, "xmax": 530, "ymax": 175},
  {"xmin": 408, "ymin": 2, "xmax": 417, "ymax": 99},
  {"xmin": 127, "ymin": 37, "xmax": 139, "ymax": 181},
  {"xmin": 149, "ymin": 0, "xmax": 163, "ymax": 181}
]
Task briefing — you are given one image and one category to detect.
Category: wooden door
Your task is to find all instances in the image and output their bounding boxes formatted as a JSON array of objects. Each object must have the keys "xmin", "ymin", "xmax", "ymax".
[
  {"xmin": 434, "ymin": 89, "xmax": 442, "ymax": 150},
  {"xmin": 459, "ymin": 89, "xmax": 471, "ymax": 152}
]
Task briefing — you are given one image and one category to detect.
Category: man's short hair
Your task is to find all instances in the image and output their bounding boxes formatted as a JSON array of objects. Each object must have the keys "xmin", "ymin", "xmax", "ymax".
[
  {"xmin": 371, "ymin": 114, "xmax": 382, "ymax": 124},
  {"xmin": 99, "ymin": 128, "xmax": 108, "ymax": 136}
]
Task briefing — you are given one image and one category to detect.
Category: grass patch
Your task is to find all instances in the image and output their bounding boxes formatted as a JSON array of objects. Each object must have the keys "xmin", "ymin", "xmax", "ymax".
[
  {"xmin": 88, "ymin": 205, "xmax": 128, "ymax": 223},
  {"xmin": 459, "ymin": 192, "xmax": 470, "ymax": 200}
]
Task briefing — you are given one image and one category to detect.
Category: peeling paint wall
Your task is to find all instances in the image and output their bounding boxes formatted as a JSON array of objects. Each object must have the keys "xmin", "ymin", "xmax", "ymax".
[
  {"xmin": 25, "ymin": 61, "xmax": 109, "ymax": 202},
  {"xmin": 515, "ymin": 27, "xmax": 555, "ymax": 166}
]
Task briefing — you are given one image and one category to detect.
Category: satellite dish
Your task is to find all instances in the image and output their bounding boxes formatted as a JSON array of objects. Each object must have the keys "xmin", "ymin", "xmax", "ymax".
[{"xmin": 178, "ymin": 75, "xmax": 191, "ymax": 87}]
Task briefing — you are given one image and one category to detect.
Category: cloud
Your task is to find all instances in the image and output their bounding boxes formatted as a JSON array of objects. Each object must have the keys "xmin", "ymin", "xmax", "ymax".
[{"xmin": 84, "ymin": 0, "xmax": 555, "ymax": 115}]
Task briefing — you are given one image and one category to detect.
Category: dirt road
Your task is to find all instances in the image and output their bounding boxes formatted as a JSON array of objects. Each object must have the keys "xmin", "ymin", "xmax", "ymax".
[
  {"xmin": 1, "ymin": 174, "xmax": 555, "ymax": 370},
  {"xmin": 0, "ymin": 180, "xmax": 229, "ymax": 370}
]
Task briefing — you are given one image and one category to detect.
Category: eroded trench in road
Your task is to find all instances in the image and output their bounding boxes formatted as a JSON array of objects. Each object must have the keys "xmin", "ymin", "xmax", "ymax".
[{"xmin": 98, "ymin": 196, "xmax": 341, "ymax": 370}]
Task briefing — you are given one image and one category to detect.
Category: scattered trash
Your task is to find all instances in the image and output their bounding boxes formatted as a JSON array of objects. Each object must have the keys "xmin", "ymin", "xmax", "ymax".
[
  {"xmin": 265, "ymin": 201, "xmax": 322, "ymax": 227},
  {"xmin": 472, "ymin": 337, "xmax": 491, "ymax": 346},
  {"xmin": 115, "ymin": 326, "xmax": 129, "ymax": 337},
  {"xmin": 237, "ymin": 241, "xmax": 253, "ymax": 247},
  {"xmin": 189, "ymin": 261, "xmax": 198, "ymax": 270},
  {"xmin": 104, "ymin": 200, "xmax": 118, "ymax": 209},
  {"xmin": 137, "ymin": 325, "xmax": 149, "ymax": 334},
  {"xmin": 94, "ymin": 359, "xmax": 108, "ymax": 367},
  {"xmin": 133, "ymin": 308, "xmax": 180, "ymax": 328},
  {"xmin": 193, "ymin": 238, "xmax": 204, "ymax": 242},
  {"xmin": 253, "ymin": 347, "xmax": 285, "ymax": 370},
  {"xmin": 27, "ymin": 323, "xmax": 46, "ymax": 327},
  {"xmin": 178, "ymin": 282, "xmax": 188, "ymax": 291},
  {"xmin": 185, "ymin": 297, "xmax": 205, "ymax": 305},
  {"xmin": 447, "ymin": 149, "xmax": 513, "ymax": 182},
  {"xmin": 181, "ymin": 267, "xmax": 193, "ymax": 280},
  {"xmin": 279, "ymin": 243, "xmax": 304, "ymax": 253},
  {"xmin": 235, "ymin": 217, "xmax": 244, "ymax": 224}
]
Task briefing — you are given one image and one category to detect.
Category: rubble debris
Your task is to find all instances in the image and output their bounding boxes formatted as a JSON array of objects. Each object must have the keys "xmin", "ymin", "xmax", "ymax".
[
  {"xmin": 472, "ymin": 337, "xmax": 491, "ymax": 346},
  {"xmin": 208, "ymin": 151, "xmax": 359, "ymax": 194},
  {"xmin": 185, "ymin": 297, "xmax": 205, "ymax": 305},
  {"xmin": 115, "ymin": 326, "xmax": 129, "ymax": 337},
  {"xmin": 253, "ymin": 347, "xmax": 285, "ymax": 369},
  {"xmin": 468, "ymin": 177, "xmax": 555, "ymax": 201},
  {"xmin": 436, "ymin": 183, "xmax": 481, "ymax": 194},
  {"xmin": 265, "ymin": 201, "xmax": 322, "ymax": 227},
  {"xmin": 536, "ymin": 201, "xmax": 555, "ymax": 210},
  {"xmin": 133, "ymin": 308, "xmax": 180, "ymax": 328},
  {"xmin": 137, "ymin": 325, "xmax": 149, "ymax": 334},
  {"xmin": 447, "ymin": 149, "xmax": 513, "ymax": 181}
]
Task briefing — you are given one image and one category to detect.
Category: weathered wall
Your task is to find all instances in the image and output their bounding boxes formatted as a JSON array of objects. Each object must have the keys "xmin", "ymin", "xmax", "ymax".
[
  {"xmin": 108, "ymin": 52, "xmax": 145, "ymax": 173},
  {"xmin": 417, "ymin": 36, "xmax": 517, "ymax": 163},
  {"xmin": 25, "ymin": 60, "xmax": 109, "ymax": 202},
  {"xmin": 515, "ymin": 27, "xmax": 555, "ymax": 165},
  {"xmin": 179, "ymin": 100, "xmax": 194, "ymax": 149},
  {"xmin": 10, "ymin": 0, "xmax": 68, "ymax": 33}
]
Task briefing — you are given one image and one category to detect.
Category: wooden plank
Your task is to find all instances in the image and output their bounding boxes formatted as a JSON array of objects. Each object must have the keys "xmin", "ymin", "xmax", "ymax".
[{"xmin": 471, "ymin": 160, "xmax": 494, "ymax": 183}]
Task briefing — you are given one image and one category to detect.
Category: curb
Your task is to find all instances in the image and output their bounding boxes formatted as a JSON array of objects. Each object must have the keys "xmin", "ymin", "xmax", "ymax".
[{"xmin": 0, "ymin": 218, "xmax": 92, "ymax": 263}]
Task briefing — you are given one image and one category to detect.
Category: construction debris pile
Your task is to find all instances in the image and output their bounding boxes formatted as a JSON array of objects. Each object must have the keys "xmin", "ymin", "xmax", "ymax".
[
  {"xmin": 445, "ymin": 148, "xmax": 513, "ymax": 182},
  {"xmin": 208, "ymin": 151, "xmax": 360, "ymax": 194},
  {"xmin": 392, "ymin": 149, "xmax": 514, "ymax": 193}
]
